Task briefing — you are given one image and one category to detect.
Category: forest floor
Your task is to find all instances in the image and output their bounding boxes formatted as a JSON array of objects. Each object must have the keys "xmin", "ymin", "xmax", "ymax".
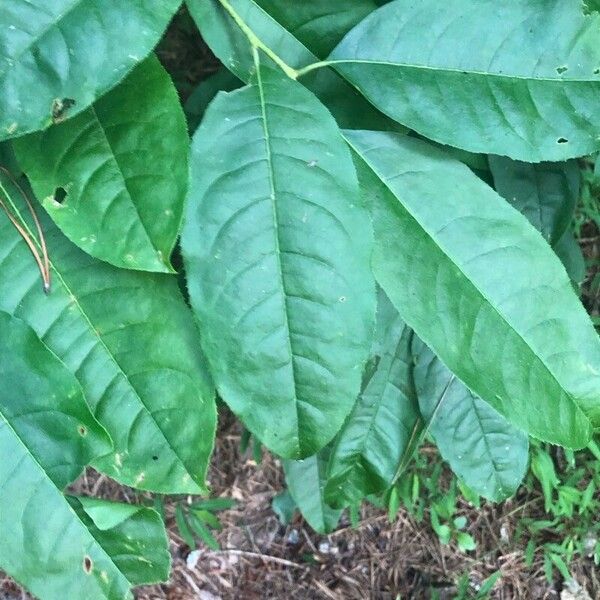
[{"xmin": 3, "ymin": 410, "xmax": 599, "ymax": 600}]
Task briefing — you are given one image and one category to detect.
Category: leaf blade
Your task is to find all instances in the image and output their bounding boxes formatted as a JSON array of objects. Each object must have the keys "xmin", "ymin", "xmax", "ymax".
[
  {"xmin": 71, "ymin": 497, "xmax": 171, "ymax": 586},
  {"xmin": 182, "ymin": 66, "xmax": 375, "ymax": 458},
  {"xmin": 0, "ymin": 311, "xmax": 136, "ymax": 600},
  {"xmin": 325, "ymin": 289, "xmax": 421, "ymax": 507},
  {"xmin": 14, "ymin": 55, "xmax": 188, "ymax": 272},
  {"xmin": 186, "ymin": 0, "xmax": 398, "ymax": 130},
  {"xmin": 284, "ymin": 452, "xmax": 342, "ymax": 534},
  {"xmin": 489, "ymin": 157, "xmax": 579, "ymax": 245},
  {"xmin": 0, "ymin": 0, "xmax": 181, "ymax": 140},
  {"xmin": 413, "ymin": 341, "xmax": 529, "ymax": 501},
  {"xmin": 346, "ymin": 130, "xmax": 600, "ymax": 448},
  {"xmin": 332, "ymin": 0, "xmax": 600, "ymax": 161}
]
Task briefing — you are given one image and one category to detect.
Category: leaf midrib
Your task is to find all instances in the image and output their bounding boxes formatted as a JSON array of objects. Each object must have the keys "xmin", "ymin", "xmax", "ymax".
[
  {"xmin": 468, "ymin": 394, "xmax": 510, "ymax": 495},
  {"xmin": 346, "ymin": 134, "xmax": 591, "ymax": 434},
  {"xmin": 254, "ymin": 59, "xmax": 301, "ymax": 456},
  {"xmin": 88, "ymin": 106, "xmax": 165, "ymax": 266},
  {"xmin": 332, "ymin": 58, "xmax": 600, "ymax": 84}
]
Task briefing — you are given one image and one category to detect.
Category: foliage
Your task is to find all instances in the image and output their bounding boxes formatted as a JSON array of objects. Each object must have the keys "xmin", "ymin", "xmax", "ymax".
[{"xmin": 0, "ymin": 1, "xmax": 599, "ymax": 597}]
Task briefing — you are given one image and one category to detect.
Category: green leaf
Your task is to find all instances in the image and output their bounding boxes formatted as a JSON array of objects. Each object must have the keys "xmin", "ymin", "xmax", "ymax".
[
  {"xmin": 186, "ymin": 0, "xmax": 398, "ymax": 130},
  {"xmin": 477, "ymin": 571, "xmax": 502, "ymax": 598},
  {"xmin": 0, "ymin": 175, "xmax": 216, "ymax": 493},
  {"xmin": 284, "ymin": 451, "xmax": 342, "ymax": 534},
  {"xmin": 253, "ymin": 0, "xmax": 378, "ymax": 58},
  {"xmin": 188, "ymin": 513, "xmax": 220, "ymax": 550},
  {"xmin": 331, "ymin": 0, "xmax": 600, "ymax": 161},
  {"xmin": 0, "ymin": 0, "xmax": 181, "ymax": 140},
  {"xmin": 584, "ymin": 0, "xmax": 600, "ymax": 15},
  {"xmin": 191, "ymin": 509, "xmax": 221, "ymax": 530},
  {"xmin": 175, "ymin": 505, "xmax": 196, "ymax": 550},
  {"xmin": 488, "ymin": 156, "xmax": 586, "ymax": 287},
  {"xmin": 430, "ymin": 509, "xmax": 451, "ymax": 545},
  {"xmin": 413, "ymin": 341, "xmax": 529, "ymax": 502},
  {"xmin": 185, "ymin": 67, "xmax": 241, "ymax": 133},
  {"xmin": 190, "ymin": 497, "xmax": 236, "ymax": 511},
  {"xmin": 13, "ymin": 55, "xmax": 187, "ymax": 273},
  {"xmin": 457, "ymin": 532, "xmax": 477, "ymax": 553},
  {"xmin": 0, "ymin": 311, "xmax": 137, "ymax": 600},
  {"xmin": 70, "ymin": 497, "xmax": 170, "ymax": 586},
  {"xmin": 489, "ymin": 157, "xmax": 580, "ymax": 245},
  {"xmin": 182, "ymin": 64, "xmax": 375, "ymax": 458},
  {"xmin": 346, "ymin": 130, "xmax": 600, "ymax": 448},
  {"xmin": 324, "ymin": 289, "xmax": 421, "ymax": 508}
]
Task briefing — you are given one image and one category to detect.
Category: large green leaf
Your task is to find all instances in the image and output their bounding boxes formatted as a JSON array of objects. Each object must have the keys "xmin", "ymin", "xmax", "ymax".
[
  {"xmin": 489, "ymin": 157, "xmax": 580, "ymax": 245},
  {"xmin": 325, "ymin": 290, "xmax": 421, "ymax": 508},
  {"xmin": 182, "ymin": 64, "xmax": 375, "ymax": 458},
  {"xmin": 0, "ymin": 0, "xmax": 181, "ymax": 141},
  {"xmin": 0, "ymin": 311, "xmax": 135, "ymax": 600},
  {"xmin": 413, "ymin": 340, "xmax": 529, "ymax": 502},
  {"xmin": 186, "ymin": 0, "xmax": 397, "ymax": 130},
  {"xmin": 13, "ymin": 56, "xmax": 187, "ymax": 273},
  {"xmin": 70, "ymin": 497, "xmax": 170, "ymax": 586},
  {"xmin": 331, "ymin": 0, "xmax": 600, "ymax": 161},
  {"xmin": 253, "ymin": 0, "xmax": 378, "ymax": 58},
  {"xmin": 346, "ymin": 130, "xmax": 600, "ymax": 449},
  {"xmin": 0, "ymin": 175, "xmax": 216, "ymax": 493},
  {"xmin": 284, "ymin": 451, "xmax": 342, "ymax": 534}
]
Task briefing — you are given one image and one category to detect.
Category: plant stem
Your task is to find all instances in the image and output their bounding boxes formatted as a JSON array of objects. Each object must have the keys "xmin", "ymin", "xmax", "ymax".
[
  {"xmin": 217, "ymin": 0, "xmax": 299, "ymax": 79},
  {"xmin": 295, "ymin": 60, "xmax": 338, "ymax": 78}
]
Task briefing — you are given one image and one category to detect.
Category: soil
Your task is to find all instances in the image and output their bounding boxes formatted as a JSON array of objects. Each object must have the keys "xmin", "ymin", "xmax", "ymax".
[{"xmin": 4, "ymin": 410, "xmax": 599, "ymax": 600}]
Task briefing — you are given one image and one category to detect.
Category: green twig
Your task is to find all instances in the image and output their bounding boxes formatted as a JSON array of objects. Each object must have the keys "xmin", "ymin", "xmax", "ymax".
[{"xmin": 217, "ymin": 0, "xmax": 299, "ymax": 79}]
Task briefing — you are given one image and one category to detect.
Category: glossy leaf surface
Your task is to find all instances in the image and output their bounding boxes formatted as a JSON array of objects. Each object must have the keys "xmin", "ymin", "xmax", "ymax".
[
  {"xmin": 182, "ymin": 66, "xmax": 375, "ymax": 458},
  {"xmin": 413, "ymin": 341, "xmax": 529, "ymax": 501},
  {"xmin": 284, "ymin": 452, "xmax": 342, "ymax": 534},
  {"xmin": 325, "ymin": 290, "xmax": 420, "ymax": 508},
  {"xmin": 332, "ymin": 0, "xmax": 600, "ymax": 161},
  {"xmin": 0, "ymin": 311, "xmax": 135, "ymax": 600},
  {"xmin": 0, "ymin": 176, "xmax": 216, "ymax": 493},
  {"xmin": 346, "ymin": 130, "xmax": 600, "ymax": 448},
  {"xmin": 14, "ymin": 56, "xmax": 187, "ymax": 273},
  {"xmin": 0, "ymin": 0, "xmax": 181, "ymax": 140}
]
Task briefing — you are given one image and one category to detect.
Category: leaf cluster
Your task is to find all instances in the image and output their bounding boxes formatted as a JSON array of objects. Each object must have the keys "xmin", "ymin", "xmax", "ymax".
[{"xmin": 1, "ymin": 1, "xmax": 600, "ymax": 598}]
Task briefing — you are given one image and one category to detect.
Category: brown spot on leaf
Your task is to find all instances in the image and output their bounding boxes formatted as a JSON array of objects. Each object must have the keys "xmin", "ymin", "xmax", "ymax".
[
  {"xmin": 83, "ymin": 556, "xmax": 93, "ymax": 574},
  {"xmin": 51, "ymin": 98, "xmax": 76, "ymax": 123}
]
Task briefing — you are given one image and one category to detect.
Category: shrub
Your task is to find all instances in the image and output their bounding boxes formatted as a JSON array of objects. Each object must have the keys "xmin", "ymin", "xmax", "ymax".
[{"xmin": 0, "ymin": 1, "xmax": 599, "ymax": 597}]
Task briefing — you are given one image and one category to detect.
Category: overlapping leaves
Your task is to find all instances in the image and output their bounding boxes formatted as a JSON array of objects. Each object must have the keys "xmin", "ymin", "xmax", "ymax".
[
  {"xmin": 14, "ymin": 56, "xmax": 188, "ymax": 272},
  {"xmin": 2, "ymin": 1, "xmax": 600, "ymax": 596},
  {"xmin": 0, "ymin": 174, "xmax": 216, "ymax": 494},
  {"xmin": 0, "ymin": 312, "xmax": 169, "ymax": 600}
]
